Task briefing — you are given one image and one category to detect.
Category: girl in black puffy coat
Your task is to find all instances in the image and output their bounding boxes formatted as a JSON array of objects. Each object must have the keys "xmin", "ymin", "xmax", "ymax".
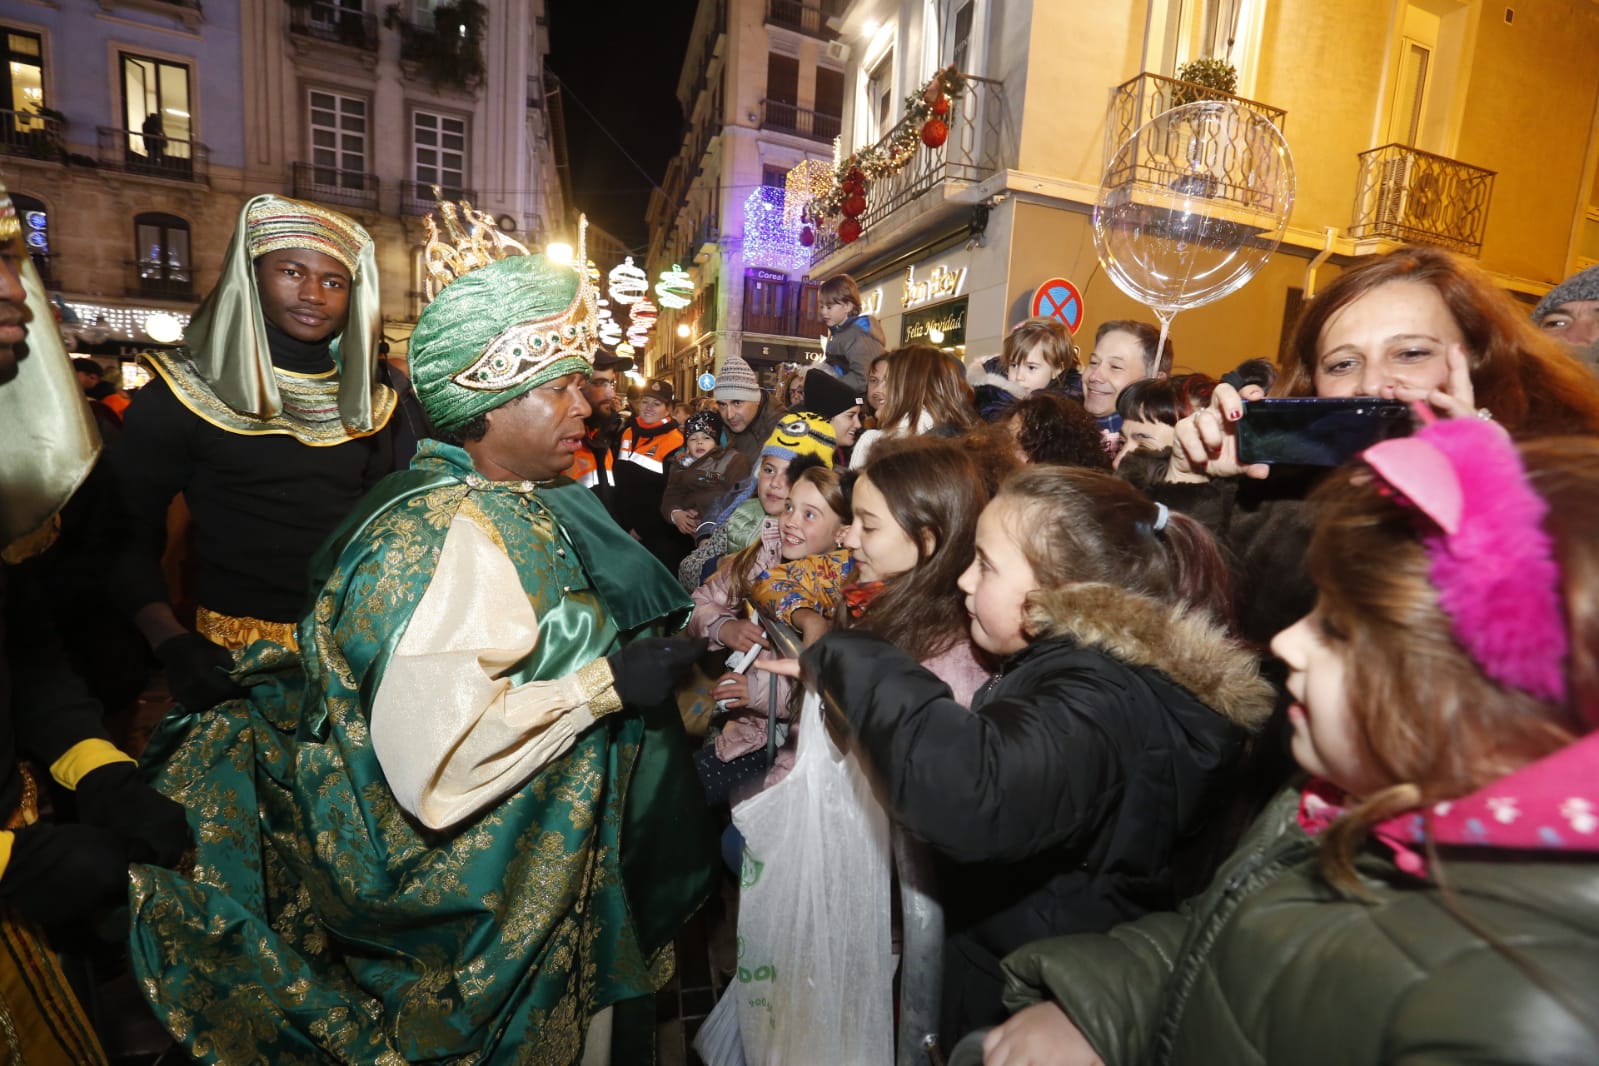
[{"xmin": 764, "ymin": 465, "xmax": 1274, "ymax": 1046}]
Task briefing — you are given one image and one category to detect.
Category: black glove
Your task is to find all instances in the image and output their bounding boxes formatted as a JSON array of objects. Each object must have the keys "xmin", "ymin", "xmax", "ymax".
[
  {"xmin": 0, "ymin": 823, "xmax": 132, "ymax": 926},
  {"xmin": 155, "ymin": 631, "xmax": 246, "ymax": 713},
  {"xmin": 607, "ymin": 636, "xmax": 709, "ymax": 708},
  {"xmin": 75, "ymin": 761, "xmax": 192, "ymax": 867}
]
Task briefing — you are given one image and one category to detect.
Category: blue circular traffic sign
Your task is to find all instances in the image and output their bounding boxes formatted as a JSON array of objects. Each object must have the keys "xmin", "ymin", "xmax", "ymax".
[
  {"xmin": 697, "ymin": 372, "xmax": 717, "ymax": 393},
  {"xmin": 1032, "ymin": 278, "xmax": 1085, "ymax": 334}
]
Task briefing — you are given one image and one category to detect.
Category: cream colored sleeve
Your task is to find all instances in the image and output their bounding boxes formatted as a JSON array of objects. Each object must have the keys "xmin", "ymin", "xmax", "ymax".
[{"xmin": 370, "ymin": 511, "xmax": 623, "ymax": 830}]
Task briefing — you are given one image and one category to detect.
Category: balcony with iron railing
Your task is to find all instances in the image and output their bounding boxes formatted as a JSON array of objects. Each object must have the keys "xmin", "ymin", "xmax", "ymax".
[
  {"xmin": 292, "ymin": 162, "xmax": 380, "ymax": 211},
  {"xmin": 0, "ymin": 109, "xmax": 65, "ymax": 163},
  {"xmin": 289, "ymin": 3, "xmax": 380, "ymax": 51},
  {"xmin": 1348, "ymin": 143, "xmax": 1495, "ymax": 257},
  {"xmin": 759, "ymin": 99, "xmax": 841, "ymax": 144},
  {"xmin": 743, "ymin": 277, "xmax": 826, "ymax": 339},
  {"xmin": 764, "ymin": 0, "xmax": 841, "ymax": 40},
  {"xmin": 1104, "ymin": 73, "xmax": 1287, "ymax": 169},
  {"xmin": 97, "ymin": 126, "xmax": 209, "ymax": 184},
  {"xmin": 811, "ymin": 73, "xmax": 1010, "ymax": 264},
  {"xmin": 401, "ymin": 181, "xmax": 477, "ymax": 217}
]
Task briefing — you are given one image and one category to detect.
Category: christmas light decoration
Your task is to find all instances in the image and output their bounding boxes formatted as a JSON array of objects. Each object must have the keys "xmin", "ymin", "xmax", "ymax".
[
  {"xmin": 783, "ymin": 160, "xmax": 833, "ymax": 232},
  {"xmin": 743, "ymin": 186, "xmax": 810, "ymax": 274},
  {"xmin": 811, "ymin": 65, "xmax": 968, "ymax": 230},
  {"xmin": 627, "ymin": 297, "xmax": 658, "ymax": 350},
  {"xmin": 655, "ymin": 264, "xmax": 694, "ymax": 310},
  {"xmin": 597, "ymin": 311, "xmax": 623, "ymax": 347},
  {"xmin": 608, "ymin": 256, "xmax": 648, "ymax": 305}
]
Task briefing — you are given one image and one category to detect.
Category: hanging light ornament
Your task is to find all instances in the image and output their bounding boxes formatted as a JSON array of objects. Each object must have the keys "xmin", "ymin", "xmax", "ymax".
[
  {"xmin": 608, "ymin": 256, "xmax": 648, "ymax": 305},
  {"xmin": 655, "ymin": 264, "xmax": 694, "ymax": 310},
  {"xmin": 783, "ymin": 159, "xmax": 833, "ymax": 232},
  {"xmin": 627, "ymin": 297, "xmax": 658, "ymax": 349}
]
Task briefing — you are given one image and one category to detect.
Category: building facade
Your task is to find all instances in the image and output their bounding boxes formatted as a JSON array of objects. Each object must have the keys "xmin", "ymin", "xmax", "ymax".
[
  {"xmin": 0, "ymin": 0, "xmax": 568, "ymax": 362},
  {"xmin": 644, "ymin": 0, "xmax": 847, "ymax": 399},
  {"xmin": 794, "ymin": 0, "xmax": 1599, "ymax": 379},
  {"xmin": 1, "ymin": 0, "xmax": 247, "ymax": 354}
]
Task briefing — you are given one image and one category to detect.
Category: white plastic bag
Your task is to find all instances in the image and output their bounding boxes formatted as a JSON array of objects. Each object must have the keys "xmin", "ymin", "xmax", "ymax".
[{"xmin": 730, "ymin": 688, "xmax": 895, "ymax": 1065}]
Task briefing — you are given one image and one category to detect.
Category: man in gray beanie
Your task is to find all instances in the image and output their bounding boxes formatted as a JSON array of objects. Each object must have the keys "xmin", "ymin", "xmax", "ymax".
[
  {"xmin": 714, "ymin": 353, "xmax": 784, "ymax": 464},
  {"xmin": 1533, "ymin": 264, "xmax": 1599, "ymax": 372}
]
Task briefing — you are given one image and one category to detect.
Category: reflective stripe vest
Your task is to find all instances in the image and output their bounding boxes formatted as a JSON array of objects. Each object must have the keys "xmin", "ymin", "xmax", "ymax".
[{"xmin": 617, "ymin": 421, "xmax": 684, "ymax": 476}]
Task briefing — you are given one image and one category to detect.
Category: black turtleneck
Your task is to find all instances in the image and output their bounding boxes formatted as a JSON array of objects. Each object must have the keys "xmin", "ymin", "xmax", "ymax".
[
  {"xmin": 264, "ymin": 321, "xmax": 337, "ymax": 375},
  {"xmin": 109, "ymin": 329, "xmax": 395, "ymax": 625}
]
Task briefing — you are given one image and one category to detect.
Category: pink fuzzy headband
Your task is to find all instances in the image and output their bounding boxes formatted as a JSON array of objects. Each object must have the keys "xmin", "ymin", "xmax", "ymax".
[{"xmin": 1363, "ymin": 415, "xmax": 1568, "ymax": 705}]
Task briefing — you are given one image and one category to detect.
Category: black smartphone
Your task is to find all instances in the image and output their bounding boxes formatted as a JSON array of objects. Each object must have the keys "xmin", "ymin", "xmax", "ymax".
[{"xmin": 1237, "ymin": 398, "xmax": 1411, "ymax": 466}]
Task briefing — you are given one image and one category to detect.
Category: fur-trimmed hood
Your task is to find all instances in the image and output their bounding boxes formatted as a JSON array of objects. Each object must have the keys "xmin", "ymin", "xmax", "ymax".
[
  {"xmin": 1024, "ymin": 582, "xmax": 1274, "ymax": 730},
  {"xmin": 967, "ymin": 355, "xmax": 1030, "ymax": 401}
]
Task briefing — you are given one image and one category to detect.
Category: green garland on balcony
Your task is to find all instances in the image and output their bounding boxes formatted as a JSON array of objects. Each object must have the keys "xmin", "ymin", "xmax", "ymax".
[
  {"xmin": 1172, "ymin": 58, "xmax": 1237, "ymax": 106},
  {"xmin": 386, "ymin": 0, "xmax": 486, "ymax": 89},
  {"xmin": 809, "ymin": 65, "xmax": 968, "ymax": 236}
]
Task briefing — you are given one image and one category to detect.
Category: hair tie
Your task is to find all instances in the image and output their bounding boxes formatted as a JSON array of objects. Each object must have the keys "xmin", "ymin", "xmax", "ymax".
[{"xmin": 1152, "ymin": 502, "xmax": 1170, "ymax": 533}]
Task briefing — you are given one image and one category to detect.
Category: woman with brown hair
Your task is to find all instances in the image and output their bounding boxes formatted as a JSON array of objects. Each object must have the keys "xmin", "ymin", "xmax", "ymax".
[
  {"xmin": 978, "ymin": 426, "xmax": 1599, "ymax": 1066},
  {"xmin": 852, "ymin": 345, "xmax": 980, "ymax": 467},
  {"xmin": 1180, "ymin": 244, "xmax": 1599, "ymax": 476}
]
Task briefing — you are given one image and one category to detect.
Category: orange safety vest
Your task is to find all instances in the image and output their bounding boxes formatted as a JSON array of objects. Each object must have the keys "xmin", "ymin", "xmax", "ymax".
[
  {"xmin": 570, "ymin": 431, "xmax": 615, "ymax": 489},
  {"xmin": 617, "ymin": 421, "xmax": 685, "ymax": 476}
]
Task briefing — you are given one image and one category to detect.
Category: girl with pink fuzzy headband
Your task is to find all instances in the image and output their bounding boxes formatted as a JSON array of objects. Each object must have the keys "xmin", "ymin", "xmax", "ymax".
[{"xmin": 967, "ymin": 418, "xmax": 1599, "ymax": 1066}]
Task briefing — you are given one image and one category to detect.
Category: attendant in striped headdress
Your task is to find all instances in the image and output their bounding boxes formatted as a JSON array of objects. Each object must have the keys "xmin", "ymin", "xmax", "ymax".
[{"xmin": 108, "ymin": 195, "xmax": 397, "ymax": 714}]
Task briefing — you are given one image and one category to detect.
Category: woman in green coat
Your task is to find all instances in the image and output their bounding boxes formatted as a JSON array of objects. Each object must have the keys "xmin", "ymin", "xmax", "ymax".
[{"xmin": 965, "ymin": 424, "xmax": 1599, "ymax": 1066}]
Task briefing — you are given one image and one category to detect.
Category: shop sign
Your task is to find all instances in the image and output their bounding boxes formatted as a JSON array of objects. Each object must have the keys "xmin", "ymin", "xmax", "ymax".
[
  {"xmin": 747, "ymin": 267, "xmax": 788, "ymax": 282},
  {"xmin": 902, "ymin": 263, "xmax": 967, "ymax": 310},
  {"xmin": 901, "ymin": 297, "xmax": 968, "ymax": 347},
  {"xmin": 860, "ymin": 286, "xmax": 884, "ymax": 317}
]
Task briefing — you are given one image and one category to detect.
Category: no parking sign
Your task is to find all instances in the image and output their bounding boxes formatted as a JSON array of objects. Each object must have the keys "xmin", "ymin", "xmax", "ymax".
[{"xmin": 1032, "ymin": 278, "xmax": 1085, "ymax": 334}]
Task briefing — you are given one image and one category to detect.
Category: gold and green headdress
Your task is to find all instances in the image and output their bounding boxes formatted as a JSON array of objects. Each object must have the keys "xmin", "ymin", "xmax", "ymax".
[
  {"xmin": 0, "ymin": 169, "xmax": 100, "ymax": 554},
  {"xmin": 410, "ymin": 198, "xmax": 598, "ymax": 432},
  {"xmin": 168, "ymin": 194, "xmax": 387, "ymax": 435}
]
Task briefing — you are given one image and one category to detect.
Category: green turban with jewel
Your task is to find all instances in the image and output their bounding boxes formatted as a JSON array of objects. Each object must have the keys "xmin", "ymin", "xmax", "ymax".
[{"xmin": 410, "ymin": 254, "xmax": 597, "ymax": 432}]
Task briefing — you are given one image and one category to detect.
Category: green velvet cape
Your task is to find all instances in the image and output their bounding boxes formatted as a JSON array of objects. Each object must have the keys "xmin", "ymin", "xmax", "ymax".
[{"xmin": 128, "ymin": 441, "xmax": 714, "ymax": 1065}]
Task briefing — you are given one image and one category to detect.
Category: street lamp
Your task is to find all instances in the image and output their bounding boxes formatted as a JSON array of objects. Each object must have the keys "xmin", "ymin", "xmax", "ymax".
[{"xmin": 676, "ymin": 322, "xmax": 691, "ymax": 338}]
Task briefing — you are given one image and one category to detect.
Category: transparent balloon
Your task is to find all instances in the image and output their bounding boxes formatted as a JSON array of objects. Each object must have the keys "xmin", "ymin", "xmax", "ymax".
[{"xmin": 1093, "ymin": 100, "xmax": 1295, "ymax": 352}]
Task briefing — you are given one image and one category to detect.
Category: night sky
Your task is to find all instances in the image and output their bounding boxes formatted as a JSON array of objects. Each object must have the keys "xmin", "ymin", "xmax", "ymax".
[{"xmin": 546, "ymin": 3, "xmax": 699, "ymax": 254}]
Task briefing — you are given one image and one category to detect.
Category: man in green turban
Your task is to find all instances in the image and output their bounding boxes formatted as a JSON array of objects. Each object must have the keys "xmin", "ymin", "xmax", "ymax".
[{"xmin": 127, "ymin": 207, "xmax": 717, "ymax": 1064}]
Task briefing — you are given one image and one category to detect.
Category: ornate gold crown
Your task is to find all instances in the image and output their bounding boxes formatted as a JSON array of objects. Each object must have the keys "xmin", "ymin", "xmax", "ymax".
[
  {"xmin": 421, "ymin": 191, "xmax": 532, "ymax": 298},
  {"xmin": 420, "ymin": 191, "xmax": 600, "ymax": 393}
]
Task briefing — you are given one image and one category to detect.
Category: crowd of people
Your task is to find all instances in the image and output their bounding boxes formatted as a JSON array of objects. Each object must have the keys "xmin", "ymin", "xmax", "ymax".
[{"xmin": 2, "ymin": 168, "xmax": 1599, "ymax": 1066}]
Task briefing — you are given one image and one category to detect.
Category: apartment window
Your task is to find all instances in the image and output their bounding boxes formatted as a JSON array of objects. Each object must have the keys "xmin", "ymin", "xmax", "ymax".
[
  {"xmin": 762, "ymin": 165, "xmax": 789, "ymax": 188},
  {"xmin": 310, "ymin": 90, "xmax": 368, "ymax": 184},
  {"xmin": 767, "ymin": 52, "xmax": 799, "ymax": 105},
  {"xmin": 412, "ymin": 110, "xmax": 466, "ymax": 196},
  {"xmin": 2, "ymin": 29, "xmax": 44, "ymax": 119},
  {"xmin": 950, "ymin": 1, "xmax": 974, "ymax": 71},
  {"xmin": 11, "ymin": 193, "xmax": 49, "ymax": 281},
  {"xmin": 814, "ymin": 66, "xmax": 843, "ymax": 139},
  {"xmin": 120, "ymin": 53, "xmax": 192, "ymax": 170},
  {"xmin": 134, "ymin": 212, "xmax": 191, "ymax": 296},
  {"xmin": 866, "ymin": 52, "xmax": 894, "ymax": 141}
]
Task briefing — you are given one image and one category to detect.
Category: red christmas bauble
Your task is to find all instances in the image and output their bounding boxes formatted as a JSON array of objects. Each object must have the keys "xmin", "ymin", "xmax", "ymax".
[
  {"xmin": 799, "ymin": 225, "xmax": 815, "ymax": 247},
  {"xmin": 841, "ymin": 194, "xmax": 867, "ymax": 218},
  {"xmin": 846, "ymin": 167, "xmax": 865, "ymax": 186},
  {"xmin": 841, "ymin": 177, "xmax": 864, "ymax": 195},
  {"xmin": 921, "ymin": 118, "xmax": 949, "ymax": 148},
  {"xmin": 932, "ymin": 95, "xmax": 950, "ymax": 117},
  {"xmin": 838, "ymin": 218, "xmax": 862, "ymax": 244}
]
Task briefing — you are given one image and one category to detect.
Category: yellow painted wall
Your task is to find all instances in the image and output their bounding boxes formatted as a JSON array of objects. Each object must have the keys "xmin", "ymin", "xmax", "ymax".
[
  {"xmin": 1004, "ymin": 199, "xmax": 1347, "ymax": 379},
  {"xmin": 1012, "ymin": 1, "xmax": 1147, "ymax": 183},
  {"xmin": 1457, "ymin": 1, "xmax": 1599, "ymax": 282},
  {"xmin": 1251, "ymin": 0, "xmax": 1396, "ymax": 238}
]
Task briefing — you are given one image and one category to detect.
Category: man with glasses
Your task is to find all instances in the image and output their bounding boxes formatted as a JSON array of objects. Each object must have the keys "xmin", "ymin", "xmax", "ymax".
[{"xmin": 571, "ymin": 348, "xmax": 632, "ymax": 513}]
